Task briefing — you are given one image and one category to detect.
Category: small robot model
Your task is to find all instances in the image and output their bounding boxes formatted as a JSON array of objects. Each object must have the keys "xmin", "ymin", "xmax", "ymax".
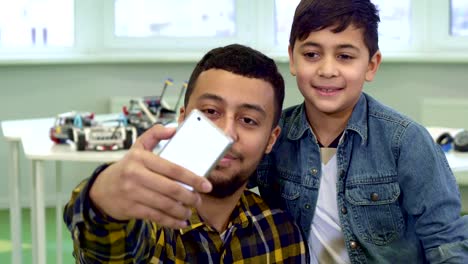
[{"xmin": 123, "ymin": 78, "xmax": 187, "ymax": 135}]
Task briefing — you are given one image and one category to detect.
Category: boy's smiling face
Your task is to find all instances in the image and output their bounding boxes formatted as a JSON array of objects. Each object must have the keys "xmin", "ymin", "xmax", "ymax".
[{"xmin": 288, "ymin": 25, "xmax": 381, "ymax": 120}]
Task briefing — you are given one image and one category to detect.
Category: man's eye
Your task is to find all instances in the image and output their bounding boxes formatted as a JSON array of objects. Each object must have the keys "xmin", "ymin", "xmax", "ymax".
[
  {"xmin": 304, "ymin": 52, "xmax": 319, "ymax": 58},
  {"xmin": 242, "ymin": 117, "xmax": 258, "ymax": 126},
  {"xmin": 202, "ymin": 109, "xmax": 217, "ymax": 115}
]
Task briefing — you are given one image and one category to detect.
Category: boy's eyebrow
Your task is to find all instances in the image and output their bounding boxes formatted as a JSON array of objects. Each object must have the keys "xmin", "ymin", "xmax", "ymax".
[
  {"xmin": 336, "ymin": 44, "xmax": 360, "ymax": 52},
  {"xmin": 301, "ymin": 41, "xmax": 360, "ymax": 52},
  {"xmin": 197, "ymin": 93, "xmax": 267, "ymax": 118}
]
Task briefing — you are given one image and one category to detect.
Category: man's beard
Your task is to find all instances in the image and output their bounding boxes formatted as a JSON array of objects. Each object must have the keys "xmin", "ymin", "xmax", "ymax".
[{"xmin": 206, "ymin": 171, "xmax": 250, "ymax": 198}]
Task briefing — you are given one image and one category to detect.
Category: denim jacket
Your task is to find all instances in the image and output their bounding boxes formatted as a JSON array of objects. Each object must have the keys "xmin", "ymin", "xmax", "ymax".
[{"xmin": 255, "ymin": 93, "xmax": 468, "ymax": 263}]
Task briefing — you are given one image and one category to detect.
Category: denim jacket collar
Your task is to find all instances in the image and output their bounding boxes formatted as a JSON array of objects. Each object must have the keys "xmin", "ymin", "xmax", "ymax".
[
  {"xmin": 346, "ymin": 93, "xmax": 368, "ymax": 146},
  {"xmin": 285, "ymin": 103, "xmax": 311, "ymax": 141},
  {"xmin": 285, "ymin": 93, "xmax": 369, "ymax": 145}
]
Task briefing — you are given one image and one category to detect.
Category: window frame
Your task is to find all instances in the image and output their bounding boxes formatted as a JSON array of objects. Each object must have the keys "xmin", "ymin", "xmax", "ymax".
[
  {"xmin": 101, "ymin": 0, "xmax": 256, "ymax": 52},
  {"xmin": 1, "ymin": 0, "xmax": 468, "ymax": 64}
]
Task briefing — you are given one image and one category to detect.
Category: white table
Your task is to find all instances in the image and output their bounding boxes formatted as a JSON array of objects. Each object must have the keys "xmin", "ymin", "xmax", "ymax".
[
  {"xmin": 426, "ymin": 127, "xmax": 468, "ymax": 184},
  {"xmin": 1, "ymin": 117, "xmax": 53, "ymax": 264},
  {"xmin": 1, "ymin": 114, "xmax": 124, "ymax": 264},
  {"xmin": 22, "ymin": 132, "xmax": 127, "ymax": 264},
  {"xmin": 20, "ymin": 116, "xmax": 172, "ymax": 264}
]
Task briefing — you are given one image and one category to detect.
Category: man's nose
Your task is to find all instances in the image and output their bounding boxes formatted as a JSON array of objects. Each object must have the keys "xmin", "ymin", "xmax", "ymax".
[{"xmin": 219, "ymin": 116, "xmax": 239, "ymax": 142}]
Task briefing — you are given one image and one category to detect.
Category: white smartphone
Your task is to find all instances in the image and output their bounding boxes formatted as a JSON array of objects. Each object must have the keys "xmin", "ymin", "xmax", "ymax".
[{"xmin": 157, "ymin": 109, "xmax": 234, "ymax": 190}]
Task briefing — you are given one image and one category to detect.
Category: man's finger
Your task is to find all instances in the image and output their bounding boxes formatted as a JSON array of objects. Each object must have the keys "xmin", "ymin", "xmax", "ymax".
[
  {"xmin": 142, "ymin": 153, "xmax": 213, "ymax": 193},
  {"xmin": 133, "ymin": 165, "xmax": 203, "ymax": 208},
  {"xmin": 130, "ymin": 203, "xmax": 188, "ymax": 229},
  {"xmin": 129, "ymin": 185, "xmax": 193, "ymax": 220},
  {"xmin": 135, "ymin": 125, "xmax": 177, "ymax": 151}
]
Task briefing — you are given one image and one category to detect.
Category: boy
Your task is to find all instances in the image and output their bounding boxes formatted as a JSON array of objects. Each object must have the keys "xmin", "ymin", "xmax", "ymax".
[
  {"xmin": 255, "ymin": 0, "xmax": 468, "ymax": 263},
  {"xmin": 63, "ymin": 44, "xmax": 309, "ymax": 263}
]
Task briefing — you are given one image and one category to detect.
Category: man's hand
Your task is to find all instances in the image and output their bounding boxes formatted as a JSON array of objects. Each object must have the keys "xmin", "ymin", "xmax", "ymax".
[{"xmin": 89, "ymin": 124, "xmax": 213, "ymax": 229}]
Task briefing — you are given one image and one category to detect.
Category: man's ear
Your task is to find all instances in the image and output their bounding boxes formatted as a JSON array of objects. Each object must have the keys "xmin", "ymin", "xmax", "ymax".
[
  {"xmin": 178, "ymin": 107, "xmax": 186, "ymax": 124},
  {"xmin": 365, "ymin": 50, "xmax": 382, "ymax": 82},
  {"xmin": 265, "ymin": 126, "xmax": 281, "ymax": 154}
]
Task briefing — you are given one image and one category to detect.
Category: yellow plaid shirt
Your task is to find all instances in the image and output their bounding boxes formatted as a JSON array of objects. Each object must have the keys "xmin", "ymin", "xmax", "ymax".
[{"xmin": 64, "ymin": 166, "xmax": 309, "ymax": 263}]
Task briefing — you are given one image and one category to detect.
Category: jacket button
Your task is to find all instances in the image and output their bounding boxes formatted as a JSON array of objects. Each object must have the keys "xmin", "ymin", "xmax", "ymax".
[
  {"xmin": 305, "ymin": 204, "xmax": 311, "ymax": 209},
  {"xmin": 370, "ymin": 192, "xmax": 379, "ymax": 201},
  {"xmin": 350, "ymin": 240, "xmax": 359, "ymax": 249},
  {"xmin": 341, "ymin": 207, "xmax": 347, "ymax": 214},
  {"xmin": 340, "ymin": 170, "xmax": 345, "ymax": 178},
  {"xmin": 311, "ymin": 168, "xmax": 318, "ymax": 175}
]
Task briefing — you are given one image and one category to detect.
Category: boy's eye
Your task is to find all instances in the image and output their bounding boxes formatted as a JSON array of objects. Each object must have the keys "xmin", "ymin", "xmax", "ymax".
[{"xmin": 338, "ymin": 54, "xmax": 353, "ymax": 60}]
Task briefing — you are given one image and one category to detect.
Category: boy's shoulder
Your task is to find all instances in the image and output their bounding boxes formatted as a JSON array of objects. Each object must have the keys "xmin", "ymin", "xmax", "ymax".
[
  {"xmin": 360, "ymin": 93, "xmax": 431, "ymax": 141},
  {"xmin": 279, "ymin": 103, "xmax": 306, "ymax": 131},
  {"xmin": 363, "ymin": 93, "xmax": 413, "ymax": 125}
]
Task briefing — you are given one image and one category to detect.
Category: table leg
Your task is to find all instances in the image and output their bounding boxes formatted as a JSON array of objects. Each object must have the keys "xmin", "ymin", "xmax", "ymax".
[
  {"xmin": 8, "ymin": 141, "xmax": 22, "ymax": 264},
  {"xmin": 32, "ymin": 160, "xmax": 46, "ymax": 264},
  {"xmin": 56, "ymin": 161, "xmax": 63, "ymax": 264},
  {"xmin": 30, "ymin": 159, "xmax": 37, "ymax": 264}
]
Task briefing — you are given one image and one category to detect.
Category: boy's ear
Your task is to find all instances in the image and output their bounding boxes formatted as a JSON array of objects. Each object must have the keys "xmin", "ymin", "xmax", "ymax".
[
  {"xmin": 365, "ymin": 50, "xmax": 382, "ymax": 82},
  {"xmin": 265, "ymin": 126, "xmax": 281, "ymax": 154},
  {"xmin": 288, "ymin": 45, "xmax": 297, "ymax": 76},
  {"xmin": 178, "ymin": 107, "xmax": 186, "ymax": 124}
]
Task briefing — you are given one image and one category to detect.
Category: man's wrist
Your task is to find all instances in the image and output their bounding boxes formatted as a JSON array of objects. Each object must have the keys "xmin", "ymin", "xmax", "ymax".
[{"xmin": 83, "ymin": 163, "xmax": 128, "ymax": 225}]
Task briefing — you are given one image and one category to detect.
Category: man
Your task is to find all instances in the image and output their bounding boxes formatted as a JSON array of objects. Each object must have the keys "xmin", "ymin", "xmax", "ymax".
[{"xmin": 64, "ymin": 44, "xmax": 309, "ymax": 263}]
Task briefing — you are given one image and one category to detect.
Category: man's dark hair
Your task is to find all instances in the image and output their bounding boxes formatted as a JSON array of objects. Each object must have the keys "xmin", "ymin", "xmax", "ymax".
[
  {"xmin": 184, "ymin": 44, "xmax": 285, "ymax": 127},
  {"xmin": 289, "ymin": 0, "xmax": 380, "ymax": 59}
]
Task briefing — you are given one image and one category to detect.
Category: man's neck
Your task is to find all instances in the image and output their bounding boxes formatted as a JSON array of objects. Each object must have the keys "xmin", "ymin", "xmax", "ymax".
[
  {"xmin": 196, "ymin": 184, "xmax": 247, "ymax": 233},
  {"xmin": 305, "ymin": 104, "xmax": 351, "ymax": 147}
]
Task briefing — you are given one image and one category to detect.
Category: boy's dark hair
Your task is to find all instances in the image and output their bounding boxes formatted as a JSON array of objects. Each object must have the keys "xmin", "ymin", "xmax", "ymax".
[
  {"xmin": 289, "ymin": 0, "xmax": 380, "ymax": 58},
  {"xmin": 184, "ymin": 44, "xmax": 285, "ymax": 127}
]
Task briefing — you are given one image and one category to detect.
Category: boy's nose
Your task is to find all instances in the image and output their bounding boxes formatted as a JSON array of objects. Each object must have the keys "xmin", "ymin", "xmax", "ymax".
[{"xmin": 317, "ymin": 57, "xmax": 338, "ymax": 78}]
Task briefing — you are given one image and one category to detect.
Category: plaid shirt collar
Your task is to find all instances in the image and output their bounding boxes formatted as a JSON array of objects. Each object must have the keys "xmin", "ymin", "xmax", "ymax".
[{"xmin": 179, "ymin": 191, "xmax": 252, "ymax": 235}]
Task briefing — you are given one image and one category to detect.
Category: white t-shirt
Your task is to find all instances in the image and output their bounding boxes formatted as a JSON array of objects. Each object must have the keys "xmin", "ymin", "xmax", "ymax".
[{"xmin": 309, "ymin": 148, "xmax": 350, "ymax": 264}]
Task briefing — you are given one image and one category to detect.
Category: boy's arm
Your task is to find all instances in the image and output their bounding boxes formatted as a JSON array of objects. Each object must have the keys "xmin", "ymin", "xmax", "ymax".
[
  {"xmin": 63, "ymin": 164, "xmax": 158, "ymax": 263},
  {"xmin": 398, "ymin": 123, "xmax": 468, "ymax": 262}
]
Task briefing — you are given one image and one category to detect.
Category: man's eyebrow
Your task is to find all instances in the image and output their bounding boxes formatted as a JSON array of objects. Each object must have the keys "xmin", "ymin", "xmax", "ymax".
[
  {"xmin": 239, "ymin": 103, "xmax": 267, "ymax": 118},
  {"xmin": 197, "ymin": 93, "xmax": 224, "ymax": 103},
  {"xmin": 197, "ymin": 93, "xmax": 267, "ymax": 117}
]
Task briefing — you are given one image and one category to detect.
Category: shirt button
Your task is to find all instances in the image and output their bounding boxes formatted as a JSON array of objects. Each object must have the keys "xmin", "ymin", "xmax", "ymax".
[
  {"xmin": 305, "ymin": 204, "xmax": 311, "ymax": 209},
  {"xmin": 350, "ymin": 240, "xmax": 359, "ymax": 249},
  {"xmin": 370, "ymin": 192, "xmax": 379, "ymax": 201},
  {"xmin": 311, "ymin": 168, "xmax": 318, "ymax": 175},
  {"xmin": 74, "ymin": 229, "xmax": 79, "ymax": 240},
  {"xmin": 341, "ymin": 207, "xmax": 347, "ymax": 214}
]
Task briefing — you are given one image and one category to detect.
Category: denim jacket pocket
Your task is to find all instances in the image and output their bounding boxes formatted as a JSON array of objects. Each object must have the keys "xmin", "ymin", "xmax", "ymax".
[
  {"xmin": 278, "ymin": 178, "xmax": 301, "ymax": 219},
  {"xmin": 345, "ymin": 181, "xmax": 404, "ymax": 246}
]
